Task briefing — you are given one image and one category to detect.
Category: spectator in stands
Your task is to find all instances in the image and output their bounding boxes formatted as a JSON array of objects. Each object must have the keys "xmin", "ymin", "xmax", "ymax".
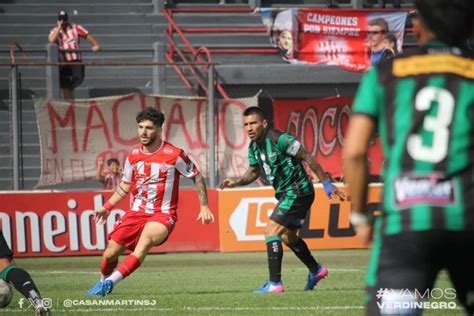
[
  {"xmin": 367, "ymin": 18, "xmax": 390, "ymax": 65},
  {"xmin": 381, "ymin": 32, "xmax": 398, "ymax": 60},
  {"xmin": 48, "ymin": 10, "xmax": 101, "ymax": 100},
  {"xmin": 96, "ymin": 158, "xmax": 121, "ymax": 190}
]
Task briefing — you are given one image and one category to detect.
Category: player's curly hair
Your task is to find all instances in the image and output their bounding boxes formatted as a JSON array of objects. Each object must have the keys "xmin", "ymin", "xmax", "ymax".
[
  {"xmin": 414, "ymin": 0, "xmax": 473, "ymax": 46},
  {"xmin": 136, "ymin": 107, "xmax": 165, "ymax": 128}
]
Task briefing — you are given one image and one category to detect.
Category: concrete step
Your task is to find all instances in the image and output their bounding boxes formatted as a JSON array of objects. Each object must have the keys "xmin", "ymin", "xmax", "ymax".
[
  {"xmin": 172, "ymin": 13, "xmax": 262, "ymax": 24},
  {"xmin": 0, "ymin": 34, "xmax": 161, "ymax": 46},
  {"xmin": 0, "ymin": 13, "xmax": 163, "ymax": 25},
  {"xmin": 0, "ymin": 22, "xmax": 264, "ymax": 35},
  {"xmin": 0, "ymin": 23, "xmax": 156, "ymax": 35},
  {"xmin": 1, "ymin": 31, "xmax": 272, "ymax": 46},
  {"xmin": 6, "ymin": 0, "xmax": 150, "ymax": 3},
  {"xmin": 0, "ymin": 3, "xmax": 154, "ymax": 14}
]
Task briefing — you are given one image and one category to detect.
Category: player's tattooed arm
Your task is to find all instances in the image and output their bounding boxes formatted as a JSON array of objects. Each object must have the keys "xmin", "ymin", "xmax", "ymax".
[
  {"xmin": 110, "ymin": 181, "xmax": 131, "ymax": 203},
  {"xmin": 220, "ymin": 166, "xmax": 260, "ymax": 189},
  {"xmin": 95, "ymin": 181, "xmax": 131, "ymax": 225},
  {"xmin": 235, "ymin": 166, "xmax": 260, "ymax": 186},
  {"xmin": 296, "ymin": 146, "xmax": 329, "ymax": 182},
  {"xmin": 193, "ymin": 173, "xmax": 209, "ymax": 206},
  {"xmin": 193, "ymin": 173, "xmax": 214, "ymax": 224}
]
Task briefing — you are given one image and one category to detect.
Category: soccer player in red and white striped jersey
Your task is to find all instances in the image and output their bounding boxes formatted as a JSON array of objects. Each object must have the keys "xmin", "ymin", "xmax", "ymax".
[
  {"xmin": 86, "ymin": 107, "xmax": 214, "ymax": 297},
  {"xmin": 48, "ymin": 10, "xmax": 100, "ymax": 100}
]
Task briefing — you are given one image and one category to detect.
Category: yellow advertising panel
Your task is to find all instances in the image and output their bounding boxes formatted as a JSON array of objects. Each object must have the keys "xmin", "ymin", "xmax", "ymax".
[{"xmin": 218, "ymin": 184, "xmax": 382, "ymax": 252}]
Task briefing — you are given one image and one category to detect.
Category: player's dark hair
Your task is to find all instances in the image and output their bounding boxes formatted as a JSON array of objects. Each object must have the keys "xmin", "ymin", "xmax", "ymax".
[
  {"xmin": 107, "ymin": 158, "xmax": 120, "ymax": 166},
  {"xmin": 414, "ymin": 0, "xmax": 473, "ymax": 46},
  {"xmin": 368, "ymin": 18, "xmax": 389, "ymax": 33},
  {"xmin": 243, "ymin": 106, "xmax": 266, "ymax": 121},
  {"xmin": 136, "ymin": 107, "xmax": 165, "ymax": 128}
]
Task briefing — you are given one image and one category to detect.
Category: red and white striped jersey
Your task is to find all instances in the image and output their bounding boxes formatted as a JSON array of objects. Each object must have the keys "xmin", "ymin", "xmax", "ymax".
[
  {"xmin": 122, "ymin": 141, "xmax": 198, "ymax": 218},
  {"xmin": 49, "ymin": 23, "xmax": 89, "ymax": 61}
]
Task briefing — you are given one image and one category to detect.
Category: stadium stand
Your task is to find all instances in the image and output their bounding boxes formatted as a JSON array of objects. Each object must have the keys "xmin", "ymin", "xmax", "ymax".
[{"xmin": 0, "ymin": 0, "xmax": 415, "ymax": 190}]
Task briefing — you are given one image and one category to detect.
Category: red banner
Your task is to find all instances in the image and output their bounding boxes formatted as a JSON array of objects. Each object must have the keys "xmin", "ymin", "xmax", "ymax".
[
  {"xmin": 260, "ymin": 8, "xmax": 407, "ymax": 71},
  {"xmin": 0, "ymin": 190, "xmax": 219, "ymax": 257},
  {"xmin": 273, "ymin": 97, "xmax": 383, "ymax": 179}
]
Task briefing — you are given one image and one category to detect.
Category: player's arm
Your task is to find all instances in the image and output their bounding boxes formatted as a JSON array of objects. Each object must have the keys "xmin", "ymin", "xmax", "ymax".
[
  {"xmin": 48, "ymin": 20, "xmax": 62, "ymax": 43},
  {"xmin": 343, "ymin": 67, "xmax": 381, "ymax": 245},
  {"xmin": 295, "ymin": 145, "xmax": 345, "ymax": 201},
  {"xmin": 192, "ymin": 172, "xmax": 214, "ymax": 224},
  {"xmin": 343, "ymin": 115, "xmax": 375, "ymax": 244},
  {"xmin": 86, "ymin": 34, "xmax": 101, "ymax": 52},
  {"xmin": 220, "ymin": 165, "xmax": 260, "ymax": 189},
  {"xmin": 94, "ymin": 181, "xmax": 131, "ymax": 224}
]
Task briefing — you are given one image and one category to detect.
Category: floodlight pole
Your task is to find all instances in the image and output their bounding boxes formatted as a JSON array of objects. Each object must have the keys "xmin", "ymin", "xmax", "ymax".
[{"xmin": 207, "ymin": 64, "xmax": 216, "ymax": 188}]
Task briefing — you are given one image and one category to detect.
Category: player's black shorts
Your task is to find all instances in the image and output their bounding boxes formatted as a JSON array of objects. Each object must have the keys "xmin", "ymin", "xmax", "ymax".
[
  {"xmin": 0, "ymin": 231, "xmax": 13, "ymax": 259},
  {"xmin": 366, "ymin": 230, "xmax": 474, "ymax": 315},
  {"xmin": 59, "ymin": 61, "xmax": 85, "ymax": 89},
  {"xmin": 270, "ymin": 192, "xmax": 314, "ymax": 230}
]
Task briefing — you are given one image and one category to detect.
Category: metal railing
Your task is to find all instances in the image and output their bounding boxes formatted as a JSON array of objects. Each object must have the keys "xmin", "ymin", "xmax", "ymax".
[
  {"xmin": 163, "ymin": 9, "xmax": 230, "ymax": 100},
  {"xmin": 1, "ymin": 47, "xmax": 221, "ymax": 190}
]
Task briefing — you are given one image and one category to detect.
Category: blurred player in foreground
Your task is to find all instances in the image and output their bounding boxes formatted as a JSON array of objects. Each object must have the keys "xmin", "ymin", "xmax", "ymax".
[
  {"xmin": 344, "ymin": 0, "xmax": 474, "ymax": 314},
  {"xmin": 221, "ymin": 106, "xmax": 345, "ymax": 293},
  {"xmin": 0, "ymin": 230, "xmax": 50, "ymax": 315},
  {"xmin": 87, "ymin": 107, "xmax": 214, "ymax": 297}
]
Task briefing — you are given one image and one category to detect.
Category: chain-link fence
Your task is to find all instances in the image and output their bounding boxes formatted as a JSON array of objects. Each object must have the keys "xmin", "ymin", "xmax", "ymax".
[{"xmin": 1, "ymin": 46, "xmax": 231, "ymax": 191}]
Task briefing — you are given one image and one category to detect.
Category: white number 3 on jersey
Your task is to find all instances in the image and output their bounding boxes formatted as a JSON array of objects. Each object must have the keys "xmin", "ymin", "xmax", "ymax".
[{"xmin": 407, "ymin": 86, "xmax": 455, "ymax": 163}]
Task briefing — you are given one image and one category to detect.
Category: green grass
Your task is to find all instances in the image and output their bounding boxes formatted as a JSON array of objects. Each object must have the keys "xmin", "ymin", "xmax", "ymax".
[{"xmin": 0, "ymin": 250, "xmax": 464, "ymax": 315}]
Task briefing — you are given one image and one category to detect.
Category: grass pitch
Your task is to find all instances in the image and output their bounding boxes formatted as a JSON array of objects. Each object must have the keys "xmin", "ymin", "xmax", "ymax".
[{"xmin": 1, "ymin": 250, "xmax": 463, "ymax": 315}]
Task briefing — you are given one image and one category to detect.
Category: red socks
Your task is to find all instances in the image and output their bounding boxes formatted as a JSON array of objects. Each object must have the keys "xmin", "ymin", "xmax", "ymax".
[
  {"xmin": 117, "ymin": 255, "xmax": 141, "ymax": 278},
  {"xmin": 101, "ymin": 258, "xmax": 118, "ymax": 276}
]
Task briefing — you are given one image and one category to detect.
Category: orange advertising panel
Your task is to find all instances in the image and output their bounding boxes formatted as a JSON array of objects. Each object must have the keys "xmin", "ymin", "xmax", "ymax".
[{"xmin": 218, "ymin": 184, "xmax": 382, "ymax": 252}]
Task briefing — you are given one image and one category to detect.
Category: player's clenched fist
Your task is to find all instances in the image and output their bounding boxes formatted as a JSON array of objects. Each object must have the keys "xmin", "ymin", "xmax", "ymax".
[{"xmin": 220, "ymin": 179, "xmax": 237, "ymax": 190}]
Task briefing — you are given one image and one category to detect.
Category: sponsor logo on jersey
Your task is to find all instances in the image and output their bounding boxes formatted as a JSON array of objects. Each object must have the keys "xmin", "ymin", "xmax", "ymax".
[
  {"xmin": 268, "ymin": 152, "xmax": 277, "ymax": 163},
  {"xmin": 393, "ymin": 174, "xmax": 456, "ymax": 207},
  {"xmin": 132, "ymin": 149, "xmax": 139, "ymax": 154},
  {"xmin": 163, "ymin": 148, "xmax": 173, "ymax": 154}
]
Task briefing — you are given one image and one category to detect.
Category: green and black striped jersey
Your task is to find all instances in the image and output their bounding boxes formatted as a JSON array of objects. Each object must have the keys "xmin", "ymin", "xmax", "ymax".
[
  {"xmin": 353, "ymin": 40, "xmax": 474, "ymax": 235},
  {"xmin": 248, "ymin": 129, "xmax": 314, "ymax": 198}
]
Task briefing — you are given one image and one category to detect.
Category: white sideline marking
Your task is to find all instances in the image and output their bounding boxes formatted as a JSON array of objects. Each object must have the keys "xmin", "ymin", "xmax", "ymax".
[
  {"xmin": 31, "ymin": 271, "xmax": 100, "ymax": 275},
  {"xmin": 33, "ymin": 268, "xmax": 362, "ymax": 275},
  {"xmin": 296, "ymin": 268, "xmax": 362, "ymax": 272}
]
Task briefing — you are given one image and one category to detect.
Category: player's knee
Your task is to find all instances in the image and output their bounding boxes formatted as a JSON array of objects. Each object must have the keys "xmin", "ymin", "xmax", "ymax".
[
  {"xmin": 280, "ymin": 234, "xmax": 289, "ymax": 245},
  {"xmin": 281, "ymin": 232, "xmax": 297, "ymax": 246},
  {"xmin": 103, "ymin": 250, "xmax": 118, "ymax": 262},
  {"xmin": 264, "ymin": 221, "xmax": 287, "ymax": 238}
]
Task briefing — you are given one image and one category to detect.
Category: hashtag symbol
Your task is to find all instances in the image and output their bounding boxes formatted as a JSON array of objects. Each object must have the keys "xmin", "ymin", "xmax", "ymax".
[{"xmin": 376, "ymin": 288, "xmax": 387, "ymax": 299}]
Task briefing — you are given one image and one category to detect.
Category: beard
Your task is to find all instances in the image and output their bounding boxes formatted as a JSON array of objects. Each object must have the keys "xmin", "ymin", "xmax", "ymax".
[{"xmin": 140, "ymin": 133, "xmax": 156, "ymax": 146}]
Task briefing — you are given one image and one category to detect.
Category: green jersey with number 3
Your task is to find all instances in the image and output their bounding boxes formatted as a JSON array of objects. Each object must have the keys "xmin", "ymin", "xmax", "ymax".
[{"xmin": 352, "ymin": 40, "xmax": 474, "ymax": 234}]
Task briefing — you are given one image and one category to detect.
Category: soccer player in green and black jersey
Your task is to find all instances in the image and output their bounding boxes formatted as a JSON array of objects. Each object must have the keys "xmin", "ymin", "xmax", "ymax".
[
  {"xmin": 220, "ymin": 107, "xmax": 345, "ymax": 293},
  {"xmin": 0, "ymin": 231, "xmax": 50, "ymax": 315},
  {"xmin": 344, "ymin": 0, "xmax": 474, "ymax": 314}
]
